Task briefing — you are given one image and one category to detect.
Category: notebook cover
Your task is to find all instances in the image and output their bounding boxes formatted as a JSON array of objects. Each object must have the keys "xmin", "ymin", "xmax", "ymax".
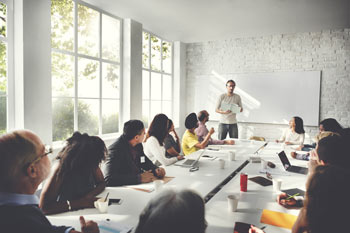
[{"xmin": 260, "ymin": 209, "xmax": 297, "ymax": 229}]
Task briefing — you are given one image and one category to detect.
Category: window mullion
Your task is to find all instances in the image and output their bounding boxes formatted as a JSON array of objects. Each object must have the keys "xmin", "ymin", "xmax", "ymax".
[
  {"xmin": 148, "ymin": 34, "xmax": 151, "ymax": 122},
  {"xmin": 98, "ymin": 12, "xmax": 102, "ymax": 135},
  {"xmin": 160, "ymin": 39, "xmax": 163, "ymax": 112},
  {"xmin": 73, "ymin": 1, "xmax": 78, "ymax": 132}
]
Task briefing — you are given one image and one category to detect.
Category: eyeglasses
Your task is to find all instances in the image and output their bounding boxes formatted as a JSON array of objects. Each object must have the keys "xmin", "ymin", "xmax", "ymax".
[{"xmin": 29, "ymin": 145, "xmax": 53, "ymax": 166}]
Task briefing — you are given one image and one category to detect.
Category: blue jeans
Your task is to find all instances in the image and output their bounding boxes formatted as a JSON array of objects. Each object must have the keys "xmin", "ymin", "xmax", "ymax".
[{"xmin": 218, "ymin": 123, "xmax": 238, "ymax": 140}]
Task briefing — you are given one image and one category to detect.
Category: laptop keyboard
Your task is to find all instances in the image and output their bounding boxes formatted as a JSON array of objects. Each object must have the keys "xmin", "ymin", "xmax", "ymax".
[{"xmin": 183, "ymin": 159, "xmax": 195, "ymax": 166}]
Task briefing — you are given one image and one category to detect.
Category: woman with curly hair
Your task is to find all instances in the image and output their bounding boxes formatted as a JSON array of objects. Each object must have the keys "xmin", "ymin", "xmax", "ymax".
[{"xmin": 39, "ymin": 132, "xmax": 107, "ymax": 214}]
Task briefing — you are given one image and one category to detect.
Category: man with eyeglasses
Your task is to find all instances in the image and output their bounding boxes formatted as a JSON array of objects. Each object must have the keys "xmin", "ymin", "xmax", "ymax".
[
  {"xmin": 0, "ymin": 130, "xmax": 99, "ymax": 233},
  {"xmin": 215, "ymin": 80, "xmax": 243, "ymax": 139}
]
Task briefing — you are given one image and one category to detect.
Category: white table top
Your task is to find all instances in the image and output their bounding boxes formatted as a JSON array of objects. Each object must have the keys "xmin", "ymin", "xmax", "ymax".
[{"xmin": 48, "ymin": 140, "xmax": 309, "ymax": 233}]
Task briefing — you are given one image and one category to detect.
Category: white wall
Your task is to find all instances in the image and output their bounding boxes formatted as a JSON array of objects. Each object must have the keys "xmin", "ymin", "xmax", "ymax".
[{"xmin": 186, "ymin": 29, "xmax": 350, "ymax": 142}]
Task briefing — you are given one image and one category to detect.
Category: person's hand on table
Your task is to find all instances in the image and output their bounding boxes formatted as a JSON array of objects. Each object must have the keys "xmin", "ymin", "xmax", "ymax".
[
  {"xmin": 224, "ymin": 110, "xmax": 231, "ymax": 114},
  {"xmin": 177, "ymin": 155, "xmax": 184, "ymax": 160},
  {"xmin": 225, "ymin": 139, "xmax": 235, "ymax": 145},
  {"xmin": 79, "ymin": 216, "xmax": 99, "ymax": 233},
  {"xmin": 291, "ymin": 151, "xmax": 297, "ymax": 158},
  {"xmin": 275, "ymin": 139, "xmax": 280, "ymax": 143},
  {"xmin": 140, "ymin": 170, "xmax": 156, "ymax": 183},
  {"xmin": 249, "ymin": 225, "xmax": 265, "ymax": 233},
  {"xmin": 155, "ymin": 167, "xmax": 166, "ymax": 178},
  {"xmin": 277, "ymin": 192, "xmax": 301, "ymax": 209},
  {"xmin": 285, "ymin": 141, "xmax": 292, "ymax": 145}
]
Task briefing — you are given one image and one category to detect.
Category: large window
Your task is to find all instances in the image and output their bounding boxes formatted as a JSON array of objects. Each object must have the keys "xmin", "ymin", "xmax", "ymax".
[
  {"xmin": 0, "ymin": 1, "xmax": 9, "ymax": 134},
  {"xmin": 142, "ymin": 31, "xmax": 173, "ymax": 127},
  {"xmin": 51, "ymin": 0, "xmax": 121, "ymax": 141}
]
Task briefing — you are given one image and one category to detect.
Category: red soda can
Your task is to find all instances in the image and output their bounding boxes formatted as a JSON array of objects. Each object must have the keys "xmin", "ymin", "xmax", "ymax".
[{"xmin": 240, "ymin": 173, "xmax": 248, "ymax": 192}]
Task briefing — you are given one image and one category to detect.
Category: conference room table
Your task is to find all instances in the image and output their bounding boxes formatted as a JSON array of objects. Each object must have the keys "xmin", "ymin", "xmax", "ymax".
[{"xmin": 48, "ymin": 140, "xmax": 309, "ymax": 233}]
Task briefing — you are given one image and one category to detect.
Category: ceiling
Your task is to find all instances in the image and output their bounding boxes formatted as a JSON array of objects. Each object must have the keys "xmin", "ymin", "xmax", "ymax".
[{"xmin": 85, "ymin": 0, "xmax": 350, "ymax": 43}]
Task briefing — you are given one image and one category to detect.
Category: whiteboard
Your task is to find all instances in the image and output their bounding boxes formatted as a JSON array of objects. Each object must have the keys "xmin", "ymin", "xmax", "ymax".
[{"xmin": 193, "ymin": 71, "xmax": 320, "ymax": 126}]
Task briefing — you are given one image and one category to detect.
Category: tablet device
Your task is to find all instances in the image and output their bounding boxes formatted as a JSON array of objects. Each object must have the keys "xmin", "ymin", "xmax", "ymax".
[
  {"xmin": 248, "ymin": 176, "xmax": 272, "ymax": 186},
  {"xmin": 108, "ymin": 198, "xmax": 123, "ymax": 205},
  {"xmin": 281, "ymin": 188, "xmax": 305, "ymax": 197},
  {"xmin": 234, "ymin": 222, "xmax": 251, "ymax": 233}
]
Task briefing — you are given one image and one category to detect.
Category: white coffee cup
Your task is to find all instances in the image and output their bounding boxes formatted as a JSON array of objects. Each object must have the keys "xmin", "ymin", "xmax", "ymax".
[
  {"xmin": 219, "ymin": 159, "xmax": 225, "ymax": 169},
  {"xmin": 153, "ymin": 180, "xmax": 164, "ymax": 192},
  {"xmin": 227, "ymin": 194, "xmax": 239, "ymax": 212},
  {"xmin": 94, "ymin": 198, "xmax": 108, "ymax": 213},
  {"xmin": 228, "ymin": 151, "xmax": 236, "ymax": 161},
  {"xmin": 260, "ymin": 160, "xmax": 267, "ymax": 170},
  {"xmin": 273, "ymin": 179, "xmax": 282, "ymax": 192}
]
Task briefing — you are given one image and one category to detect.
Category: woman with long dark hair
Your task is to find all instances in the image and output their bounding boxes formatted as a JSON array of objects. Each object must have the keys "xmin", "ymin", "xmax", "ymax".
[
  {"xmin": 276, "ymin": 116, "xmax": 305, "ymax": 145},
  {"xmin": 144, "ymin": 114, "xmax": 183, "ymax": 166},
  {"xmin": 39, "ymin": 132, "xmax": 107, "ymax": 214},
  {"xmin": 164, "ymin": 119, "xmax": 183, "ymax": 159}
]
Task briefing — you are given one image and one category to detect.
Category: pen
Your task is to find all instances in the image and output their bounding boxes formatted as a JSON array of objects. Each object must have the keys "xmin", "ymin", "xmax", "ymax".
[
  {"xmin": 260, "ymin": 225, "xmax": 267, "ymax": 230},
  {"xmin": 286, "ymin": 193, "xmax": 299, "ymax": 200},
  {"xmin": 104, "ymin": 192, "xmax": 110, "ymax": 202}
]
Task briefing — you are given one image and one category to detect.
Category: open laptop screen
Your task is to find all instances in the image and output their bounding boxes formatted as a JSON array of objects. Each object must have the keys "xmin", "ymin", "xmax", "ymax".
[{"xmin": 278, "ymin": 151, "xmax": 292, "ymax": 168}]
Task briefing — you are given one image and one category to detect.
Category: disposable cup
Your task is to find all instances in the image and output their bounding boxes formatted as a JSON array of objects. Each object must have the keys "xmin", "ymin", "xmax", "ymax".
[
  {"xmin": 227, "ymin": 194, "xmax": 239, "ymax": 212},
  {"xmin": 94, "ymin": 198, "xmax": 108, "ymax": 213},
  {"xmin": 273, "ymin": 179, "xmax": 282, "ymax": 192},
  {"xmin": 260, "ymin": 160, "xmax": 267, "ymax": 170},
  {"xmin": 219, "ymin": 159, "xmax": 225, "ymax": 169},
  {"xmin": 228, "ymin": 151, "xmax": 236, "ymax": 161},
  {"xmin": 153, "ymin": 180, "xmax": 164, "ymax": 192}
]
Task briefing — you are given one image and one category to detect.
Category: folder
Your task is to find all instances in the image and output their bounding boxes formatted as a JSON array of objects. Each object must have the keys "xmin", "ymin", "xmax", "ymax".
[{"xmin": 260, "ymin": 209, "xmax": 297, "ymax": 229}]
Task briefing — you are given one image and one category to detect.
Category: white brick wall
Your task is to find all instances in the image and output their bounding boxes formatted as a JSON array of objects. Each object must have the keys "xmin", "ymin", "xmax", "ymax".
[{"xmin": 186, "ymin": 29, "xmax": 350, "ymax": 142}]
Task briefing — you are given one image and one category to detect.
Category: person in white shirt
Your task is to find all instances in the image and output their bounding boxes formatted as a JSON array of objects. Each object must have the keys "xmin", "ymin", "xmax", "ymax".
[
  {"xmin": 144, "ymin": 114, "xmax": 184, "ymax": 166},
  {"xmin": 276, "ymin": 116, "xmax": 305, "ymax": 145}
]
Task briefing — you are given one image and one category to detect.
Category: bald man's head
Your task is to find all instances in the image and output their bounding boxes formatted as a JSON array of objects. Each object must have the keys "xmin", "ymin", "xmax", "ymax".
[{"xmin": 0, "ymin": 130, "xmax": 46, "ymax": 191}]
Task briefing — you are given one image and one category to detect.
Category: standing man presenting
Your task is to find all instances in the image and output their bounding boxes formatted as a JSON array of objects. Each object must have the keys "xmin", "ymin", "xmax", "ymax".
[{"xmin": 215, "ymin": 80, "xmax": 243, "ymax": 140}]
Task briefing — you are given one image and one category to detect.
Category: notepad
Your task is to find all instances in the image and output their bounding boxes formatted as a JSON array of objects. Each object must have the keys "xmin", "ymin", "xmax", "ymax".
[{"xmin": 260, "ymin": 209, "xmax": 297, "ymax": 229}]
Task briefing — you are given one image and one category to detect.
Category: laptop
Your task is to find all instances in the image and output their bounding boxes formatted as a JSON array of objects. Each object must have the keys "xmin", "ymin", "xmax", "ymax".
[
  {"xmin": 278, "ymin": 151, "xmax": 308, "ymax": 175},
  {"xmin": 175, "ymin": 149, "xmax": 206, "ymax": 167}
]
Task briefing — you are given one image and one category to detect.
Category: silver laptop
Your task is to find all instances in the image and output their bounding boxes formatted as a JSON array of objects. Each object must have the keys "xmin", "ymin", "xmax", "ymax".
[{"xmin": 175, "ymin": 149, "xmax": 206, "ymax": 167}]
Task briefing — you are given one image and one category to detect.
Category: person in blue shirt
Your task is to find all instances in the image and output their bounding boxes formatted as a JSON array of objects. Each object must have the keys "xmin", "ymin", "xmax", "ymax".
[{"xmin": 0, "ymin": 130, "xmax": 99, "ymax": 233}]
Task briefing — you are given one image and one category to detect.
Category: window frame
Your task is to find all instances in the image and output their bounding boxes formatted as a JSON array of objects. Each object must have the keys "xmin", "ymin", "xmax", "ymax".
[
  {"xmin": 142, "ymin": 30, "xmax": 174, "ymax": 126},
  {"xmin": 51, "ymin": 0, "xmax": 123, "ymax": 143},
  {"xmin": 0, "ymin": 0, "xmax": 14, "ymax": 132}
]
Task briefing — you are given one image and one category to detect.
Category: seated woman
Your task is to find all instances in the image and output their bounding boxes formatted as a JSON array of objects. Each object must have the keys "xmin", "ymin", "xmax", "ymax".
[
  {"xmin": 276, "ymin": 116, "xmax": 305, "ymax": 145},
  {"xmin": 298, "ymin": 118, "xmax": 343, "ymax": 151},
  {"xmin": 251, "ymin": 165, "xmax": 350, "ymax": 233},
  {"xmin": 135, "ymin": 189, "xmax": 207, "ymax": 233},
  {"xmin": 39, "ymin": 132, "xmax": 107, "ymax": 214},
  {"xmin": 144, "ymin": 114, "xmax": 183, "ymax": 166},
  {"xmin": 164, "ymin": 119, "xmax": 183, "ymax": 159}
]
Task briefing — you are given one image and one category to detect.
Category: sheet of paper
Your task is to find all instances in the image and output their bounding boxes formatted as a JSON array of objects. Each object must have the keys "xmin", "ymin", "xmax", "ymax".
[
  {"xmin": 260, "ymin": 209, "xmax": 297, "ymax": 229},
  {"xmin": 125, "ymin": 176, "xmax": 174, "ymax": 193}
]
